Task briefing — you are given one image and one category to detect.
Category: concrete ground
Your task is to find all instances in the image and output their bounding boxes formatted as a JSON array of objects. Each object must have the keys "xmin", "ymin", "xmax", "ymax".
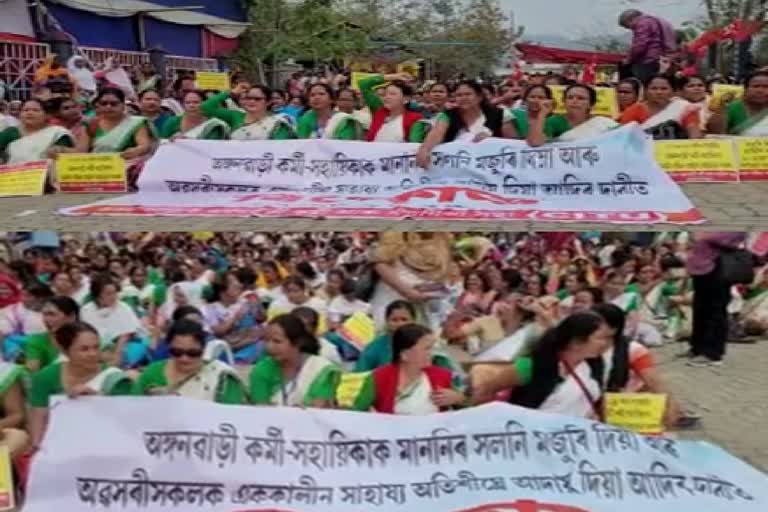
[
  {"xmin": 1, "ymin": 182, "xmax": 768, "ymax": 231},
  {"xmin": 654, "ymin": 338, "xmax": 768, "ymax": 473}
]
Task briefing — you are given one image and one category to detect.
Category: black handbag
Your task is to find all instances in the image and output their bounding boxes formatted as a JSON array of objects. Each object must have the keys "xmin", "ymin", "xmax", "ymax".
[{"xmin": 717, "ymin": 249, "xmax": 755, "ymax": 285}]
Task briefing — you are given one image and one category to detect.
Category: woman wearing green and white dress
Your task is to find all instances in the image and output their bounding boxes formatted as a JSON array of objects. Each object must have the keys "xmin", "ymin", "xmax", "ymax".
[
  {"xmin": 296, "ymin": 83, "xmax": 363, "ymax": 140},
  {"xmin": 0, "ymin": 98, "xmax": 74, "ymax": 164},
  {"xmin": 134, "ymin": 319, "xmax": 246, "ymax": 404},
  {"xmin": 27, "ymin": 322, "xmax": 132, "ymax": 451},
  {"xmin": 160, "ymin": 90, "xmax": 230, "ymax": 141},
  {"xmin": 249, "ymin": 314, "xmax": 340, "ymax": 408},
  {"xmin": 201, "ymin": 83, "xmax": 294, "ymax": 140}
]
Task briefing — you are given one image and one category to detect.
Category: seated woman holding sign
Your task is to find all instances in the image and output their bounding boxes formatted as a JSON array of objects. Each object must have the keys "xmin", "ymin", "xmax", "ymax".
[
  {"xmin": 592, "ymin": 303, "xmax": 683, "ymax": 429},
  {"xmin": 27, "ymin": 322, "xmax": 132, "ymax": 451},
  {"xmin": 296, "ymin": 84, "xmax": 363, "ymax": 140},
  {"xmin": 0, "ymin": 98, "xmax": 74, "ymax": 164},
  {"xmin": 416, "ymin": 81, "xmax": 517, "ymax": 168},
  {"xmin": 708, "ymin": 71, "xmax": 768, "ymax": 136},
  {"xmin": 160, "ymin": 90, "xmax": 230, "ymax": 140},
  {"xmin": 249, "ymin": 314, "xmax": 340, "ymax": 407},
  {"xmin": 619, "ymin": 75, "xmax": 702, "ymax": 140},
  {"xmin": 76, "ymin": 87, "xmax": 156, "ymax": 185},
  {"xmin": 471, "ymin": 312, "xmax": 612, "ymax": 420},
  {"xmin": 133, "ymin": 319, "xmax": 246, "ymax": 404},
  {"xmin": 339, "ymin": 323, "xmax": 465, "ymax": 414},
  {"xmin": 527, "ymin": 84, "xmax": 619, "ymax": 147},
  {"xmin": 201, "ymin": 83, "xmax": 294, "ymax": 140}
]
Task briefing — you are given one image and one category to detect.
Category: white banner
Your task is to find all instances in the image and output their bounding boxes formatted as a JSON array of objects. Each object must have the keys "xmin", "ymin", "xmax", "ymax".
[
  {"xmin": 26, "ymin": 398, "xmax": 766, "ymax": 512},
  {"xmin": 60, "ymin": 125, "xmax": 704, "ymax": 224}
]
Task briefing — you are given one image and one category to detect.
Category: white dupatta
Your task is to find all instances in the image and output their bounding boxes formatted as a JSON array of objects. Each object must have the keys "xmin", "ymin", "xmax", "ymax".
[
  {"xmin": 91, "ymin": 116, "xmax": 147, "ymax": 153},
  {"xmin": 6, "ymin": 125, "xmax": 71, "ymax": 164},
  {"xmin": 321, "ymin": 112, "xmax": 355, "ymax": 140},
  {"xmin": 556, "ymin": 116, "xmax": 618, "ymax": 142},
  {"xmin": 184, "ymin": 118, "xmax": 230, "ymax": 140},
  {"xmin": 640, "ymin": 98, "xmax": 699, "ymax": 131}
]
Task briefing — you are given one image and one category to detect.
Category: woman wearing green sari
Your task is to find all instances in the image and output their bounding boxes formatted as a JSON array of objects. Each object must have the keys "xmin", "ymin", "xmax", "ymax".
[
  {"xmin": 160, "ymin": 90, "xmax": 230, "ymax": 140},
  {"xmin": 296, "ymin": 83, "xmax": 362, "ymax": 140},
  {"xmin": 0, "ymin": 99, "xmax": 74, "ymax": 164},
  {"xmin": 134, "ymin": 320, "xmax": 246, "ymax": 404},
  {"xmin": 509, "ymin": 85, "xmax": 553, "ymax": 139},
  {"xmin": 76, "ymin": 87, "xmax": 156, "ymax": 185},
  {"xmin": 250, "ymin": 314, "xmax": 340, "ymax": 408},
  {"xmin": 24, "ymin": 296, "xmax": 80, "ymax": 373},
  {"xmin": 708, "ymin": 71, "xmax": 768, "ymax": 136},
  {"xmin": 201, "ymin": 83, "xmax": 294, "ymax": 140},
  {"xmin": 528, "ymin": 84, "xmax": 619, "ymax": 146},
  {"xmin": 27, "ymin": 322, "xmax": 132, "ymax": 451}
]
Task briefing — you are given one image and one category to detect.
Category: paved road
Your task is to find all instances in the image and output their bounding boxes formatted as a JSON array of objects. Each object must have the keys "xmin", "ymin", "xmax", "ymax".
[
  {"xmin": 2, "ymin": 182, "xmax": 768, "ymax": 231},
  {"xmin": 655, "ymin": 339, "xmax": 768, "ymax": 473}
]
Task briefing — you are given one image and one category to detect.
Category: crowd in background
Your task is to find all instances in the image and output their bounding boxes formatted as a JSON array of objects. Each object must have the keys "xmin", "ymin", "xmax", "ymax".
[
  {"xmin": 3, "ymin": 8, "xmax": 768, "ymax": 188},
  {"xmin": 0, "ymin": 230, "xmax": 762, "ymax": 477}
]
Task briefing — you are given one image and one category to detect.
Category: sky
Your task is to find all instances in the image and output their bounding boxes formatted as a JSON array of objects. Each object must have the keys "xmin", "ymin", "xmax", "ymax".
[{"xmin": 503, "ymin": 0, "xmax": 704, "ymax": 38}]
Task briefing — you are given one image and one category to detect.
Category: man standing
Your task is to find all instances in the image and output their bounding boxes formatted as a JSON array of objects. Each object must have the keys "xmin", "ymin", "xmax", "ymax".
[
  {"xmin": 686, "ymin": 232, "xmax": 748, "ymax": 367},
  {"xmin": 619, "ymin": 9, "xmax": 677, "ymax": 83}
]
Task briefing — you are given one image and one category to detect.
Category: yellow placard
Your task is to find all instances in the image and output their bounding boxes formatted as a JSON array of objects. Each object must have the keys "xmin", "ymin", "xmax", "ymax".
[
  {"xmin": 549, "ymin": 85, "xmax": 619, "ymax": 118},
  {"xmin": 397, "ymin": 60, "xmax": 420, "ymax": 77},
  {"xmin": 605, "ymin": 393, "xmax": 667, "ymax": 434},
  {"xmin": 57, "ymin": 153, "xmax": 127, "ymax": 193},
  {"xmin": 195, "ymin": 71, "xmax": 230, "ymax": 91},
  {"xmin": 712, "ymin": 84, "xmax": 744, "ymax": 107},
  {"xmin": 0, "ymin": 160, "xmax": 47, "ymax": 197},
  {"xmin": 335, "ymin": 371, "xmax": 370, "ymax": 408},
  {"xmin": 338, "ymin": 312, "xmax": 376, "ymax": 350},
  {"xmin": 736, "ymin": 137, "xmax": 768, "ymax": 169},
  {"xmin": 351, "ymin": 72, "xmax": 379, "ymax": 92},
  {"xmin": 0, "ymin": 445, "xmax": 15, "ymax": 511},
  {"xmin": 654, "ymin": 139, "xmax": 738, "ymax": 181}
]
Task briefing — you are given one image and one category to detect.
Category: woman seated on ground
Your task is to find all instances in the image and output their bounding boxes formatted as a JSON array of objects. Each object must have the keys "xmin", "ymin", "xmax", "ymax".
[
  {"xmin": 79, "ymin": 274, "xmax": 149, "ymax": 369},
  {"xmin": 0, "ymin": 280, "xmax": 52, "ymax": 363},
  {"xmin": 201, "ymin": 83, "xmax": 293, "ymax": 140},
  {"xmin": 204, "ymin": 271, "xmax": 264, "ymax": 364},
  {"xmin": 593, "ymin": 303, "xmax": 687, "ymax": 428},
  {"xmin": 24, "ymin": 296, "xmax": 79, "ymax": 373},
  {"xmin": 134, "ymin": 319, "xmax": 245, "ymax": 404},
  {"xmin": 291, "ymin": 306, "xmax": 343, "ymax": 365},
  {"xmin": 296, "ymin": 84, "xmax": 362, "ymax": 140},
  {"xmin": 358, "ymin": 72, "xmax": 428, "ymax": 143},
  {"xmin": 508, "ymin": 84, "xmax": 553, "ymax": 139},
  {"xmin": 356, "ymin": 300, "xmax": 417, "ymax": 372},
  {"xmin": 527, "ymin": 84, "xmax": 619, "ymax": 146},
  {"xmin": 707, "ymin": 71, "xmax": 768, "ymax": 136},
  {"xmin": 472, "ymin": 312, "xmax": 612, "ymax": 420},
  {"xmin": 249, "ymin": 314, "xmax": 340, "ymax": 407},
  {"xmin": 0, "ymin": 359, "xmax": 27, "ymax": 458},
  {"xmin": 160, "ymin": 90, "xmax": 230, "ymax": 140},
  {"xmin": 416, "ymin": 80, "xmax": 517, "ymax": 168},
  {"xmin": 76, "ymin": 87, "xmax": 156, "ymax": 185},
  {"xmin": 27, "ymin": 322, "xmax": 133, "ymax": 450},
  {"xmin": 619, "ymin": 75, "xmax": 702, "ymax": 140},
  {"xmin": 0, "ymin": 98, "xmax": 74, "ymax": 165},
  {"xmin": 339, "ymin": 324, "xmax": 465, "ymax": 414},
  {"xmin": 680, "ymin": 75, "xmax": 711, "ymax": 131},
  {"xmin": 267, "ymin": 276, "xmax": 327, "ymax": 330},
  {"xmin": 616, "ymin": 78, "xmax": 642, "ymax": 117}
]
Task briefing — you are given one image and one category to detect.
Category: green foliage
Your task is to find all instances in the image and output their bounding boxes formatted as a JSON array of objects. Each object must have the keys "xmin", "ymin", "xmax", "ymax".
[{"xmin": 233, "ymin": 0, "xmax": 516, "ymax": 80}]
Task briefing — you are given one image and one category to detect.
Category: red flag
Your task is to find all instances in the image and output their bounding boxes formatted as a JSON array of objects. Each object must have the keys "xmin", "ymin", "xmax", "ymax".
[{"xmin": 580, "ymin": 59, "xmax": 596, "ymax": 84}]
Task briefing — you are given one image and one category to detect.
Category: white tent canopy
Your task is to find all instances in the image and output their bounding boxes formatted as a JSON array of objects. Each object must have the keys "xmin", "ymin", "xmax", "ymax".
[{"xmin": 48, "ymin": 0, "xmax": 249, "ymax": 38}]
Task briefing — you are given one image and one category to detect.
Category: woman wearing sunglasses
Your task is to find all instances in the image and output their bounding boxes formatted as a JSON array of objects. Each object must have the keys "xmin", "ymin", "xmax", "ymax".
[
  {"xmin": 76, "ymin": 87, "xmax": 157, "ymax": 185},
  {"xmin": 201, "ymin": 82, "xmax": 295, "ymax": 140},
  {"xmin": 133, "ymin": 319, "xmax": 246, "ymax": 404}
]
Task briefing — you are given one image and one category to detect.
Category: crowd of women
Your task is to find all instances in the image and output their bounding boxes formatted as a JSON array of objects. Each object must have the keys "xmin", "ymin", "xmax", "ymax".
[
  {"xmin": 0, "ymin": 230, "xmax": 764, "ymax": 472},
  {"xmin": 2, "ymin": 59, "xmax": 768, "ymax": 185}
]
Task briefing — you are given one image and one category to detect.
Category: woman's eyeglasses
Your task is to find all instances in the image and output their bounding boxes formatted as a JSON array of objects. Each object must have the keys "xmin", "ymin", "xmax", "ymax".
[{"xmin": 169, "ymin": 347, "xmax": 203, "ymax": 358}]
